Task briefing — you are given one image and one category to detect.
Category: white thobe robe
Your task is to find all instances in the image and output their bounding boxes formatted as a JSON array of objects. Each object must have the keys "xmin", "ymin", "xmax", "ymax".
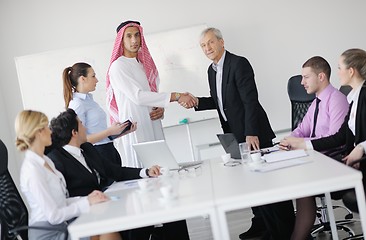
[{"xmin": 109, "ymin": 56, "xmax": 170, "ymax": 167}]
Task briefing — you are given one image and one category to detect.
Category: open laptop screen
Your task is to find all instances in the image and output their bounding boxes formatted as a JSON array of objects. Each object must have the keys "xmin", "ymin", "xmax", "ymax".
[{"xmin": 217, "ymin": 133, "xmax": 241, "ymax": 159}]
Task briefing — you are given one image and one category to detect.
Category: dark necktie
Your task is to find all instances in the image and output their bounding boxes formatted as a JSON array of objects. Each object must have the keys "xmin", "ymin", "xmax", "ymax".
[{"xmin": 311, "ymin": 98, "xmax": 321, "ymax": 137}]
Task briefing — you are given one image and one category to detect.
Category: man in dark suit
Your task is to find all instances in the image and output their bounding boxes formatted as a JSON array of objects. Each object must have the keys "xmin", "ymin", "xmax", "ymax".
[
  {"xmin": 47, "ymin": 109, "xmax": 190, "ymax": 240},
  {"xmin": 186, "ymin": 28, "xmax": 295, "ymax": 240}
]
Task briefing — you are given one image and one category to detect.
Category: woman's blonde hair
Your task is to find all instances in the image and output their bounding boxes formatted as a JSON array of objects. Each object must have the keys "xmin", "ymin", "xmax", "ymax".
[
  {"xmin": 341, "ymin": 48, "xmax": 366, "ymax": 80},
  {"xmin": 15, "ymin": 110, "xmax": 49, "ymax": 151}
]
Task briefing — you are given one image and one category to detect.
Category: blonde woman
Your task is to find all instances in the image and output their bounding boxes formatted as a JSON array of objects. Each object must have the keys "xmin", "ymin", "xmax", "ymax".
[{"xmin": 15, "ymin": 110, "xmax": 120, "ymax": 240}]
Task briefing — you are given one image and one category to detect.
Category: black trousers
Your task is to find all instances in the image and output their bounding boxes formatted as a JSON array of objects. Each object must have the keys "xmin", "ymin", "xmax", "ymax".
[
  {"xmin": 94, "ymin": 142, "xmax": 122, "ymax": 166},
  {"xmin": 259, "ymin": 200, "xmax": 295, "ymax": 240},
  {"xmin": 122, "ymin": 220, "xmax": 190, "ymax": 240}
]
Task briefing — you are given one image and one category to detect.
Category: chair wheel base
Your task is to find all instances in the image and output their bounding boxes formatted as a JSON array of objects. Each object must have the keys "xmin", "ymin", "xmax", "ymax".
[{"xmin": 311, "ymin": 221, "xmax": 355, "ymax": 238}]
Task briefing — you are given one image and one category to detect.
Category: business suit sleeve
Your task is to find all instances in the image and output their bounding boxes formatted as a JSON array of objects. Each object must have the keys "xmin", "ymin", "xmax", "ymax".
[
  {"xmin": 47, "ymin": 148, "xmax": 66, "ymax": 175},
  {"xmin": 82, "ymin": 143, "xmax": 142, "ymax": 181},
  {"xmin": 196, "ymin": 96, "xmax": 216, "ymax": 111},
  {"xmin": 103, "ymin": 161, "xmax": 142, "ymax": 181},
  {"xmin": 311, "ymin": 118, "xmax": 348, "ymax": 151},
  {"xmin": 234, "ymin": 58, "xmax": 260, "ymax": 136}
]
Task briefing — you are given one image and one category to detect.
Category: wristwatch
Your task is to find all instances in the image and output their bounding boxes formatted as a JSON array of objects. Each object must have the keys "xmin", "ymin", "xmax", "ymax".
[
  {"xmin": 175, "ymin": 92, "xmax": 181, "ymax": 101},
  {"xmin": 145, "ymin": 168, "xmax": 150, "ymax": 177}
]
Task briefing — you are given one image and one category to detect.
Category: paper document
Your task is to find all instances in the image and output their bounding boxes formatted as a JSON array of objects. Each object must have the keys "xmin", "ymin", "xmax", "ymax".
[
  {"xmin": 104, "ymin": 180, "xmax": 138, "ymax": 193},
  {"xmin": 263, "ymin": 149, "xmax": 308, "ymax": 163},
  {"xmin": 251, "ymin": 159, "xmax": 311, "ymax": 172}
]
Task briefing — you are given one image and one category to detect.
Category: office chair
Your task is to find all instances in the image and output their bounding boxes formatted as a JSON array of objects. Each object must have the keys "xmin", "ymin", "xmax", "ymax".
[
  {"xmin": 287, "ymin": 75, "xmax": 316, "ymax": 130},
  {"xmin": 340, "ymin": 85, "xmax": 353, "ymax": 96},
  {"xmin": 341, "ymin": 156, "xmax": 366, "ymax": 240},
  {"xmin": 0, "ymin": 139, "xmax": 68, "ymax": 240},
  {"xmin": 287, "ymin": 75, "xmax": 355, "ymax": 237},
  {"xmin": 342, "ymin": 191, "xmax": 363, "ymax": 240}
]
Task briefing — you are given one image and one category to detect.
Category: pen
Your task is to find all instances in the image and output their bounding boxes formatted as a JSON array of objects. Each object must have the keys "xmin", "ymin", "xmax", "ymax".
[
  {"xmin": 262, "ymin": 149, "xmax": 280, "ymax": 155},
  {"xmin": 124, "ymin": 180, "xmax": 138, "ymax": 185}
]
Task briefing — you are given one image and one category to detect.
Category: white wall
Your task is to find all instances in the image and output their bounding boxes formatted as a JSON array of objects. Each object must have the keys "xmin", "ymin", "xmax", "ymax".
[{"xmin": 1, "ymin": 0, "xmax": 366, "ymax": 182}]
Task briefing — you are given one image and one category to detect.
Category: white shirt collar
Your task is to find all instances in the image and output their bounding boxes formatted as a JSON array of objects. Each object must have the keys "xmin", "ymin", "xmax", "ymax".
[
  {"xmin": 73, "ymin": 92, "xmax": 91, "ymax": 100},
  {"xmin": 25, "ymin": 150, "xmax": 45, "ymax": 165},
  {"xmin": 347, "ymin": 80, "xmax": 366, "ymax": 103},
  {"xmin": 212, "ymin": 51, "xmax": 226, "ymax": 72},
  {"xmin": 63, "ymin": 144, "xmax": 82, "ymax": 157}
]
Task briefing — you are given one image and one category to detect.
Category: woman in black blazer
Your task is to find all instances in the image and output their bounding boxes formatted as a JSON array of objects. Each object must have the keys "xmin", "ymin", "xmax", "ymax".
[{"xmin": 285, "ymin": 48, "xmax": 366, "ymax": 240}]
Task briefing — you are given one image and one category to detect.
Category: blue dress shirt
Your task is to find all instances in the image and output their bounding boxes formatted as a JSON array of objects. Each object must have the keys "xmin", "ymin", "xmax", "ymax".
[{"xmin": 69, "ymin": 92, "xmax": 110, "ymax": 145}]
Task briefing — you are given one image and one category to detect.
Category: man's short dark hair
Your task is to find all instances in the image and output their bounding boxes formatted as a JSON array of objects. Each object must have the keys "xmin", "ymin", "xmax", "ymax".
[
  {"xmin": 302, "ymin": 56, "xmax": 331, "ymax": 80},
  {"xmin": 49, "ymin": 108, "xmax": 79, "ymax": 148}
]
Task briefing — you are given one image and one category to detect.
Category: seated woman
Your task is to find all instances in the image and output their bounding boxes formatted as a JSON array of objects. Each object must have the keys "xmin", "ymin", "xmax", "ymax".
[
  {"xmin": 281, "ymin": 48, "xmax": 366, "ymax": 240},
  {"xmin": 15, "ymin": 110, "xmax": 121, "ymax": 240}
]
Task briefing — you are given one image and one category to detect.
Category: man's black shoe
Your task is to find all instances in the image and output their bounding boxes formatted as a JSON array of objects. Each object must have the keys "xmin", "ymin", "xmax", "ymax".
[{"xmin": 239, "ymin": 220, "xmax": 267, "ymax": 239}]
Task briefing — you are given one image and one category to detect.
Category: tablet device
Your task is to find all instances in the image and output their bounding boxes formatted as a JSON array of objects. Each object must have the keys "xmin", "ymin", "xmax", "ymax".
[{"xmin": 108, "ymin": 120, "xmax": 132, "ymax": 140}]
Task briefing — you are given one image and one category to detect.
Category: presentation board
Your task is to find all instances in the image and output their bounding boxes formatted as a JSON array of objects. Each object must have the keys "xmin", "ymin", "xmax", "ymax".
[{"xmin": 15, "ymin": 24, "xmax": 217, "ymax": 127}]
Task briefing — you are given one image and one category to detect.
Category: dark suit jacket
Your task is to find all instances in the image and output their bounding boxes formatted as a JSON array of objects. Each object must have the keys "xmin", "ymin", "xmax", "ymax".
[
  {"xmin": 312, "ymin": 83, "xmax": 366, "ymax": 153},
  {"xmin": 312, "ymin": 83, "xmax": 366, "ymax": 189},
  {"xmin": 47, "ymin": 142, "xmax": 142, "ymax": 197},
  {"xmin": 196, "ymin": 51, "xmax": 275, "ymax": 145}
]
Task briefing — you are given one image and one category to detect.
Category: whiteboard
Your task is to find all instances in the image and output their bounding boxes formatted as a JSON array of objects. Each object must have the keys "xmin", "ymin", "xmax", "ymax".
[{"xmin": 15, "ymin": 24, "xmax": 217, "ymax": 127}]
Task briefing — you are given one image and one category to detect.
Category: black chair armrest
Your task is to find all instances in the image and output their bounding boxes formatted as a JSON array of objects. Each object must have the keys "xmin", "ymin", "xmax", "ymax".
[{"xmin": 323, "ymin": 145, "xmax": 347, "ymax": 159}]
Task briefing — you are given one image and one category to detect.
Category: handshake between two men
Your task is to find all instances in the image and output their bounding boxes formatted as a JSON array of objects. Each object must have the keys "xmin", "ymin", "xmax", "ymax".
[
  {"xmin": 177, "ymin": 92, "xmax": 198, "ymax": 109},
  {"xmin": 150, "ymin": 92, "xmax": 198, "ymax": 121}
]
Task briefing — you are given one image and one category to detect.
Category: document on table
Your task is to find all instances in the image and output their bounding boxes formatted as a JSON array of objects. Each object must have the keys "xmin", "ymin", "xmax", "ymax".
[
  {"xmin": 262, "ymin": 149, "xmax": 308, "ymax": 163},
  {"xmin": 251, "ymin": 158, "xmax": 312, "ymax": 172},
  {"xmin": 105, "ymin": 180, "xmax": 139, "ymax": 193}
]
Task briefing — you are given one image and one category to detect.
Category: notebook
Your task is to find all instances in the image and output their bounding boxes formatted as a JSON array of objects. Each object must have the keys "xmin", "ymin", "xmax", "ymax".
[
  {"xmin": 132, "ymin": 140, "xmax": 203, "ymax": 170},
  {"xmin": 262, "ymin": 149, "xmax": 308, "ymax": 163},
  {"xmin": 217, "ymin": 133, "xmax": 241, "ymax": 159}
]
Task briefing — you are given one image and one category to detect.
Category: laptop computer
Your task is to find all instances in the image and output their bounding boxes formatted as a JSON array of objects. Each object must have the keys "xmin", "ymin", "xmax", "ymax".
[
  {"xmin": 132, "ymin": 140, "xmax": 203, "ymax": 170},
  {"xmin": 217, "ymin": 133, "xmax": 281, "ymax": 160},
  {"xmin": 217, "ymin": 133, "xmax": 241, "ymax": 159}
]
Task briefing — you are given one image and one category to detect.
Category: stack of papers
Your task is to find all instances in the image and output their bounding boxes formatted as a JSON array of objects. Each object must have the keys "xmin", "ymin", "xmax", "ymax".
[
  {"xmin": 250, "ymin": 159, "xmax": 311, "ymax": 172},
  {"xmin": 263, "ymin": 149, "xmax": 308, "ymax": 163}
]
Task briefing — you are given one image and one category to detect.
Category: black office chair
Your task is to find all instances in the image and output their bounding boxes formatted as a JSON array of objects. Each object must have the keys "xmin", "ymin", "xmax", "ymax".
[
  {"xmin": 287, "ymin": 75, "xmax": 316, "ymax": 131},
  {"xmin": 342, "ymin": 190, "xmax": 363, "ymax": 240},
  {"xmin": 341, "ymin": 155, "xmax": 366, "ymax": 240},
  {"xmin": 340, "ymin": 85, "xmax": 353, "ymax": 96},
  {"xmin": 287, "ymin": 75, "xmax": 355, "ymax": 237},
  {"xmin": 0, "ymin": 139, "xmax": 68, "ymax": 240}
]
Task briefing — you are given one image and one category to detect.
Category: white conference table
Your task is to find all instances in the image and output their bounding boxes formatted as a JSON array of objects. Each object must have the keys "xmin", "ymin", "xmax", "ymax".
[
  {"xmin": 68, "ymin": 163, "xmax": 221, "ymax": 240},
  {"xmin": 211, "ymin": 150, "xmax": 366, "ymax": 240},
  {"xmin": 68, "ymin": 150, "xmax": 366, "ymax": 240}
]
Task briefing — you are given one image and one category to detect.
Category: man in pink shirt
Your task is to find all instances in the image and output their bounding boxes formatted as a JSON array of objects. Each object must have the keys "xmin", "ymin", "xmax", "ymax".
[
  {"xmin": 282, "ymin": 56, "xmax": 349, "ymax": 144},
  {"xmin": 280, "ymin": 56, "xmax": 349, "ymax": 239}
]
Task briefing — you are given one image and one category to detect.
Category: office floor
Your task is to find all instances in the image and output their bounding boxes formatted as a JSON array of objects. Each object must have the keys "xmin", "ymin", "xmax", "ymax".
[{"xmin": 186, "ymin": 199, "xmax": 362, "ymax": 240}]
